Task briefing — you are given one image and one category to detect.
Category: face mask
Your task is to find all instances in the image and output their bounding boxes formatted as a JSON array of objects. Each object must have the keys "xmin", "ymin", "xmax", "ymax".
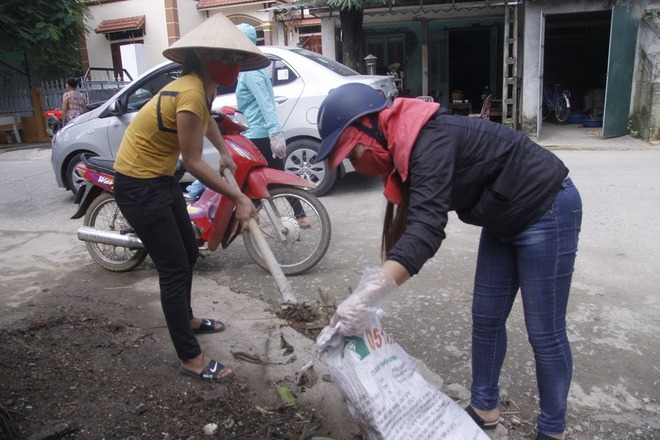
[
  {"xmin": 205, "ymin": 60, "xmax": 240, "ymax": 86},
  {"xmin": 350, "ymin": 146, "xmax": 393, "ymax": 177}
]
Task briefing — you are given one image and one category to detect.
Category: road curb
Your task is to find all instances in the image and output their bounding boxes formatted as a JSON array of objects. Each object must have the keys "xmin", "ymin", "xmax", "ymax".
[{"xmin": 0, "ymin": 142, "xmax": 51, "ymax": 152}]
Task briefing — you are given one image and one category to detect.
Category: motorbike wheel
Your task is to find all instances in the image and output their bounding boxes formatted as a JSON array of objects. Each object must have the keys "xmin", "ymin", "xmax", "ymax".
[
  {"xmin": 46, "ymin": 116, "xmax": 62, "ymax": 137},
  {"xmin": 83, "ymin": 192, "xmax": 147, "ymax": 272},
  {"xmin": 555, "ymin": 95, "xmax": 570, "ymax": 122},
  {"xmin": 243, "ymin": 186, "xmax": 331, "ymax": 276}
]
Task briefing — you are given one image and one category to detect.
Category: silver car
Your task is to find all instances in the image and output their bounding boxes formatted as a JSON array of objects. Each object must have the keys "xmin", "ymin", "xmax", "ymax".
[{"xmin": 51, "ymin": 46, "xmax": 398, "ymax": 196}]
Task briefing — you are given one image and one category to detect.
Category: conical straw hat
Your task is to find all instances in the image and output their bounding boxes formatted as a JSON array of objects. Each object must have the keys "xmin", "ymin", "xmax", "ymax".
[{"xmin": 163, "ymin": 13, "xmax": 269, "ymax": 71}]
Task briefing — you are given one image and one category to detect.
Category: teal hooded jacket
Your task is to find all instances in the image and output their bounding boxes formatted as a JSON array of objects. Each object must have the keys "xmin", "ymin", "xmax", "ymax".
[{"xmin": 235, "ymin": 23, "xmax": 282, "ymax": 140}]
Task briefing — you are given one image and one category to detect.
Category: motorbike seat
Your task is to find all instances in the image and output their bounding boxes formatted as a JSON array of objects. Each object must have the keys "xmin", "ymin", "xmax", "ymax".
[{"xmin": 82, "ymin": 153, "xmax": 116, "ymax": 175}]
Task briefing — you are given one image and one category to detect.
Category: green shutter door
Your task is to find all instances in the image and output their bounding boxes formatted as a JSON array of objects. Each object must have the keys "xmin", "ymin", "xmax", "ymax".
[{"xmin": 603, "ymin": 4, "xmax": 639, "ymax": 138}]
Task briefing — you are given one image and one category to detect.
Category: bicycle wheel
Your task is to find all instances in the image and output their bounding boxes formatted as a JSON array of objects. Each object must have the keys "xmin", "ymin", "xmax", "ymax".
[
  {"xmin": 243, "ymin": 186, "xmax": 331, "ymax": 275},
  {"xmin": 542, "ymin": 103, "xmax": 551, "ymax": 121},
  {"xmin": 555, "ymin": 95, "xmax": 570, "ymax": 122}
]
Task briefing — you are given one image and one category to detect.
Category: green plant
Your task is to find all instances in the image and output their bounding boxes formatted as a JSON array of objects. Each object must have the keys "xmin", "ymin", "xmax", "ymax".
[
  {"xmin": 0, "ymin": 0, "xmax": 91, "ymax": 80},
  {"xmin": 644, "ymin": 8, "xmax": 660, "ymax": 20},
  {"xmin": 627, "ymin": 117, "xmax": 640, "ymax": 138}
]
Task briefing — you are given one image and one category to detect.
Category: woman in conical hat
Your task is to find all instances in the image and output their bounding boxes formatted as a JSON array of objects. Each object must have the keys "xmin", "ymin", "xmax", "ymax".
[{"xmin": 113, "ymin": 13, "xmax": 269, "ymax": 382}]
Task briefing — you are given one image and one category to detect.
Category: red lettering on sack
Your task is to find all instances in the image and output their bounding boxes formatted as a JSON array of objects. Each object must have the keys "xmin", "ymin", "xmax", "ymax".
[{"xmin": 365, "ymin": 327, "xmax": 394, "ymax": 351}]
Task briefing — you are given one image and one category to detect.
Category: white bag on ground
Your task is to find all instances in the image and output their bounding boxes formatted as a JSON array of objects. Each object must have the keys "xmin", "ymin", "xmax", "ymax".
[{"xmin": 317, "ymin": 314, "xmax": 489, "ymax": 440}]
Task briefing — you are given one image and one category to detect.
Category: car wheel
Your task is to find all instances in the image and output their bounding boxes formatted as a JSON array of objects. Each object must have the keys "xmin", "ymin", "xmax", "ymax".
[
  {"xmin": 46, "ymin": 116, "xmax": 62, "ymax": 137},
  {"xmin": 66, "ymin": 153, "xmax": 90, "ymax": 195},
  {"xmin": 284, "ymin": 139, "xmax": 337, "ymax": 197}
]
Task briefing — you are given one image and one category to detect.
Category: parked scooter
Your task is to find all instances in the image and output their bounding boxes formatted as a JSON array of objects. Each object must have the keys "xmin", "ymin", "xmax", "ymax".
[
  {"xmin": 44, "ymin": 109, "xmax": 63, "ymax": 137},
  {"xmin": 71, "ymin": 107, "xmax": 331, "ymax": 275}
]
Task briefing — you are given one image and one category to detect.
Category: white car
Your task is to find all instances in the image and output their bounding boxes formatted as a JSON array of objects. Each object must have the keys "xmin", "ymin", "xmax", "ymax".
[{"xmin": 51, "ymin": 46, "xmax": 398, "ymax": 196}]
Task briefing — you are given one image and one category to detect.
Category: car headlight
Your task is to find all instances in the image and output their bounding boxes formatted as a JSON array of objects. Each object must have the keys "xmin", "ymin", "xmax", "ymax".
[{"xmin": 53, "ymin": 121, "xmax": 75, "ymax": 139}]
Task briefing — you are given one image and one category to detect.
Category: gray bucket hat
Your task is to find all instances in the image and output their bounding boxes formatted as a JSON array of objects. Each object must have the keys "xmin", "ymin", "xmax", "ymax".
[{"xmin": 163, "ymin": 13, "xmax": 269, "ymax": 71}]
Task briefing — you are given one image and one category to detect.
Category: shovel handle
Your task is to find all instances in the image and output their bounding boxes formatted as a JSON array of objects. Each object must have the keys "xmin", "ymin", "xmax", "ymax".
[{"xmin": 222, "ymin": 168, "xmax": 297, "ymax": 303}]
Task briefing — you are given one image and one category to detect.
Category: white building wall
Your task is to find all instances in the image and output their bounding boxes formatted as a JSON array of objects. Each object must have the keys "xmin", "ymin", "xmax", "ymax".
[
  {"xmin": 86, "ymin": 0, "xmax": 165, "ymax": 70},
  {"xmin": 120, "ymin": 44, "xmax": 149, "ymax": 78},
  {"xmin": 177, "ymin": 1, "xmax": 207, "ymax": 37},
  {"xmin": 321, "ymin": 18, "xmax": 337, "ymax": 59},
  {"xmin": 86, "ymin": 0, "xmax": 209, "ymax": 73},
  {"xmin": 85, "ymin": 1, "xmax": 330, "ymax": 72},
  {"xmin": 210, "ymin": 6, "xmax": 279, "ymax": 45}
]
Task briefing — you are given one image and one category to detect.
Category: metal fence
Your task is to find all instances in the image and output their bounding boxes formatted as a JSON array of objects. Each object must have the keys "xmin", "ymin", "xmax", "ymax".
[
  {"xmin": 0, "ymin": 77, "xmax": 32, "ymax": 117},
  {"xmin": 0, "ymin": 69, "xmax": 132, "ymax": 117}
]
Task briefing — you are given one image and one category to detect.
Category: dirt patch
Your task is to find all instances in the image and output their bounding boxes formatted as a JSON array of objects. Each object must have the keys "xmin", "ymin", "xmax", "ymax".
[
  {"xmin": 0, "ymin": 308, "xmax": 339, "ymax": 440},
  {"xmin": 275, "ymin": 292, "xmax": 337, "ymax": 341}
]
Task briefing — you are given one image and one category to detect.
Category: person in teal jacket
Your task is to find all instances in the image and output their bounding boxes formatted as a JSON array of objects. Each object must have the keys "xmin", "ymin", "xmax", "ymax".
[
  {"xmin": 235, "ymin": 23, "xmax": 309, "ymax": 227},
  {"xmin": 235, "ymin": 24, "xmax": 286, "ymax": 161}
]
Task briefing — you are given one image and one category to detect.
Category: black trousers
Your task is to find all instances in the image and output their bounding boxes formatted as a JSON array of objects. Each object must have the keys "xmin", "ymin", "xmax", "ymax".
[
  {"xmin": 251, "ymin": 136, "xmax": 284, "ymax": 171},
  {"xmin": 114, "ymin": 172, "xmax": 201, "ymax": 360},
  {"xmin": 251, "ymin": 136, "xmax": 305, "ymax": 218}
]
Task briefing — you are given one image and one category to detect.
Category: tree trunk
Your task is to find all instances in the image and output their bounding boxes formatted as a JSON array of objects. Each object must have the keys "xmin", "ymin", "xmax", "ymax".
[{"xmin": 339, "ymin": 8, "xmax": 364, "ymax": 72}]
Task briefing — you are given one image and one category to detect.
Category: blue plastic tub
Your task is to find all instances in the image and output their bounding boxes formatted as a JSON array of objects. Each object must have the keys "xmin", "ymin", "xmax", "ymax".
[
  {"xmin": 583, "ymin": 119, "xmax": 603, "ymax": 128},
  {"xmin": 566, "ymin": 113, "xmax": 587, "ymax": 124}
]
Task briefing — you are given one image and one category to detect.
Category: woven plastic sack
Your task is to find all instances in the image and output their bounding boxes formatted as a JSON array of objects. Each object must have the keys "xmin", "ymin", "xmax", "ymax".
[{"xmin": 317, "ymin": 314, "xmax": 489, "ymax": 440}]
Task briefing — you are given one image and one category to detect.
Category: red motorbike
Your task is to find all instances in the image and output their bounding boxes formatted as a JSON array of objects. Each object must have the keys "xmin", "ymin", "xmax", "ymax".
[{"xmin": 71, "ymin": 107, "xmax": 331, "ymax": 275}]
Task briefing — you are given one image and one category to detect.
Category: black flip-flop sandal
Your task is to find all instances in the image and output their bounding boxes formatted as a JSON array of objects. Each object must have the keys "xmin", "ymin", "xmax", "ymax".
[
  {"xmin": 179, "ymin": 359, "xmax": 234, "ymax": 382},
  {"xmin": 193, "ymin": 318, "xmax": 225, "ymax": 334},
  {"xmin": 465, "ymin": 405, "xmax": 499, "ymax": 430}
]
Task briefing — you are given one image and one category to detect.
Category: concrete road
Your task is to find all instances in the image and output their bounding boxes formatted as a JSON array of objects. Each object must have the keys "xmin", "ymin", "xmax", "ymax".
[{"xmin": 0, "ymin": 145, "xmax": 658, "ymax": 439}]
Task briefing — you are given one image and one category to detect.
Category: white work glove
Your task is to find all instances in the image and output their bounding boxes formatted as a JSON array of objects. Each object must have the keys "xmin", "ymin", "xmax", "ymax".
[
  {"xmin": 269, "ymin": 132, "xmax": 286, "ymax": 159},
  {"xmin": 329, "ymin": 267, "xmax": 398, "ymax": 337}
]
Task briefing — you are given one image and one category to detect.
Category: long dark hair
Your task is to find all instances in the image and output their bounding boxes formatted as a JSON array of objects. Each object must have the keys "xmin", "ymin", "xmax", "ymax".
[
  {"xmin": 381, "ymin": 182, "xmax": 410, "ymax": 260},
  {"xmin": 182, "ymin": 50, "xmax": 204, "ymax": 75}
]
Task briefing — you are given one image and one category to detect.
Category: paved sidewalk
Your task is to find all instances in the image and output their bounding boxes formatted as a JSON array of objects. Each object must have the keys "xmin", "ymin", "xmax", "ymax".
[
  {"xmin": 537, "ymin": 122, "xmax": 657, "ymax": 150},
  {"xmin": 2, "ymin": 123, "xmax": 656, "ymax": 153}
]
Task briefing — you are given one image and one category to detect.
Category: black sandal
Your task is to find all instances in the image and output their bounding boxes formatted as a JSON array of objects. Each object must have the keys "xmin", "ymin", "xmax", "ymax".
[
  {"xmin": 193, "ymin": 318, "xmax": 225, "ymax": 334},
  {"xmin": 179, "ymin": 359, "xmax": 234, "ymax": 382},
  {"xmin": 465, "ymin": 405, "xmax": 499, "ymax": 430}
]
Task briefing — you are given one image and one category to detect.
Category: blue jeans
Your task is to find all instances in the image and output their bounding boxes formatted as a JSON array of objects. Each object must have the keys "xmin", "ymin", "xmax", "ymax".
[{"xmin": 470, "ymin": 178, "xmax": 582, "ymax": 436}]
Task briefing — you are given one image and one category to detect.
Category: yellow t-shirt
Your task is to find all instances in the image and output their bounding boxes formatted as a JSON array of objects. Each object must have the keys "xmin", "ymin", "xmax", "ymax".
[{"xmin": 114, "ymin": 73, "xmax": 211, "ymax": 178}]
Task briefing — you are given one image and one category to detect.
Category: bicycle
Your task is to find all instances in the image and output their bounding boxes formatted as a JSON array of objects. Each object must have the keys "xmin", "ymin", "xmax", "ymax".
[{"xmin": 542, "ymin": 83, "xmax": 571, "ymax": 122}]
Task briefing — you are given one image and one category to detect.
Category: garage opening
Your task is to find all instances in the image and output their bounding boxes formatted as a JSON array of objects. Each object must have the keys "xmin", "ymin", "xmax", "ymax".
[
  {"xmin": 542, "ymin": 10, "xmax": 612, "ymax": 132},
  {"xmin": 448, "ymin": 28, "xmax": 500, "ymax": 116}
]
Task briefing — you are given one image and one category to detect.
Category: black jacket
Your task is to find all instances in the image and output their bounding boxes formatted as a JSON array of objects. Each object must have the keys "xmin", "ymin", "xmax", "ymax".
[{"xmin": 387, "ymin": 112, "xmax": 568, "ymax": 276}]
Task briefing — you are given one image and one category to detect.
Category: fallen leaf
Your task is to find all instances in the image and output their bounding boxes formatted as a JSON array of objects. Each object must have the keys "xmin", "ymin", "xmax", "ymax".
[
  {"xmin": 280, "ymin": 334, "xmax": 294, "ymax": 356},
  {"xmin": 231, "ymin": 351, "xmax": 262, "ymax": 364},
  {"xmin": 276, "ymin": 385, "xmax": 296, "ymax": 406},
  {"xmin": 269, "ymin": 300, "xmax": 283, "ymax": 314},
  {"xmin": 318, "ymin": 288, "xmax": 332, "ymax": 307}
]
